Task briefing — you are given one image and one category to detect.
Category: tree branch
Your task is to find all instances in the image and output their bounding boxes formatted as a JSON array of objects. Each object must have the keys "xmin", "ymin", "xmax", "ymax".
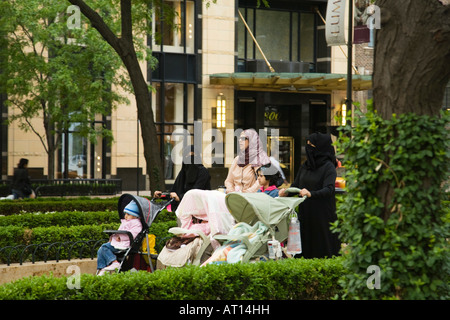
[
  {"xmin": 121, "ymin": 0, "xmax": 133, "ymax": 42},
  {"xmin": 67, "ymin": 0, "xmax": 121, "ymax": 54},
  {"xmin": 10, "ymin": 100, "xmax": 49, "ymax": 154}
]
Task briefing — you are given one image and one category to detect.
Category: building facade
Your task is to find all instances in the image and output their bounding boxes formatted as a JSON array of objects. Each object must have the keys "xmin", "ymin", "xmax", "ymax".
[{"xmin": 1, "ymin": 0, "xmax": 375, "ymax": 191}]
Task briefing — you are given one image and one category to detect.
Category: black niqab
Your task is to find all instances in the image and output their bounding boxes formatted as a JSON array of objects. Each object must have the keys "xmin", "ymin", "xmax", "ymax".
[{"xmin": 304, "ymin": 133, "xmax": 336, "ymax": 170}]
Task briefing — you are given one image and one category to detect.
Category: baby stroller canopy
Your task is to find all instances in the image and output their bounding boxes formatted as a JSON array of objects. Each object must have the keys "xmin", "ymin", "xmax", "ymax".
[
  {"xmin": 224, "ymin": 193, "xmax": 306, "ymax": 242},
  {"xmin": 118, "ymin": 194, "xmax": 171, "ymax": 229}
]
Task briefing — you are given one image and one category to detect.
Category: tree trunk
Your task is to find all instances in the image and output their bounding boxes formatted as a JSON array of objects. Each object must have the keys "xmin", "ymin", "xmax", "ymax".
[
  {"xmin": 120, "ymin": 43, "xmax": 165, "ymax": 192},
  {"xmin": 68, "ymin": 0, "xmax": 165, "ymax": 192},
  {"xmin": 46, "ymin": 137, "xmax": 55, "ymax": 180},
  {"xmin": 373, "ymin": 0, "xmax": 450, "ymax": 216},
  {"xmin": 373, "ymin": 0, "xmax": 450, "ymax": 119}
]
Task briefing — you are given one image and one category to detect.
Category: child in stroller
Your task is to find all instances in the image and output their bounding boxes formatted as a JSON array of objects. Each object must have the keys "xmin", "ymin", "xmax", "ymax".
[
  {"xmin": 96, "ymin": 200, "xmax": 142, "ymax": 275},
  {"xmin": 96, "ymin": 193, "xmax": 173, "ymax": 275},
  {"xmin": 156, "ymin": 189, "xmax": 235, "ymax": 269}
]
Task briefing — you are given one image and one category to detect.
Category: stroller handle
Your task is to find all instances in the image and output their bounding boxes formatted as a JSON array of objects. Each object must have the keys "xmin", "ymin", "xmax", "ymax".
[{"xmin": 154, "ymin": 191, "xmax": 171, "ymax": 199}]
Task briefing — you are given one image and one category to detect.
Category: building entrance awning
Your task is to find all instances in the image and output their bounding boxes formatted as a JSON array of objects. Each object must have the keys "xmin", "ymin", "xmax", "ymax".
[{"xmin": 209, "ymin": 73, "xmax": 372, "ymax": 94}]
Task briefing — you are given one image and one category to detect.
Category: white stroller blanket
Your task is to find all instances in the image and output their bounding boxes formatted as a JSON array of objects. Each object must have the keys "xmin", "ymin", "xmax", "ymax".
[
  {"xmin": 201, "ymin": 221, "xmax": 269, "ymax": 266},
  {"xmin": 156, "ymin": 237, "xmax": 203, "ymax": 269},
  {"xmin": 175, "ymin": 189, "xmax": 235, "ymax": 249}
]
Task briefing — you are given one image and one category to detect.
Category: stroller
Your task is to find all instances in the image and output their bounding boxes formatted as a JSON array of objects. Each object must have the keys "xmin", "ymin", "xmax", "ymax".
[
  {"xmin": 101, "ymin": 193, "xmax": 173, "ymax": 273},
  {"xmin": 156, "ymin": 189, "xmax": 235, "ymax": 269},
  {"xmin": 204, "ymin": 192, "xmax": 306, "ymax": 265}
]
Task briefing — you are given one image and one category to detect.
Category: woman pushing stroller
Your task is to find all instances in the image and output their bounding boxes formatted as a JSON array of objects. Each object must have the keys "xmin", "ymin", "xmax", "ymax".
[
  {"xmin": 225, "ymin": 129, "xmax": 271, "ymax": 193},
  {"xmin": 153, "ymin": 145, "xmax": 211, "ymax": 212},
  {"xmin": 279, "ymin": 132, "xmax": 341, "ymax": 259}
]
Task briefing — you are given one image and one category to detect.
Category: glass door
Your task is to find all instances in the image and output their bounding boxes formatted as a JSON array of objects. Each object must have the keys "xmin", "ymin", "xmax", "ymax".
[{"xmin": 267, "ymin": 136, "xmax": 294, "ymax": 185}]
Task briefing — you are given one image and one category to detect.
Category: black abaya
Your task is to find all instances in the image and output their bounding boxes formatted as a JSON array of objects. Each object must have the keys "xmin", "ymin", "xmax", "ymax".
[
  {"xmin": 170, "ymin": 163, "xmax": 211, "ymax": 211},
  {"xmin": 291, "ymin": 133, "xmax": 341, "ymax": 259}
]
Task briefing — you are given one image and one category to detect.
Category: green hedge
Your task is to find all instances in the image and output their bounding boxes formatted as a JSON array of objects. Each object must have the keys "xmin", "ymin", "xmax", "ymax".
[
  {"xmin": 33, "ymin": 183, "xmax": 119, "ymax": 197},
  {"xmin": 0, "ymin": 206, "xmax": 178, "ymax": 264},
  {"xmin": 0, "ymin": 220, "xmax": 177, "ymax": 263},
  {"xmin": 0, "ymin": 197, "xmax": 118, "ymax": 215},
  {"xmin": 335, "ymin": 109, "xmax": 449, "ymax": 300},
  {"xmin": 0, "ymin": 211, "xmax": 117, "ymax": 228},
  {"xmin": 0, "ymin": 257, "xmax": 346, "ymax": 300},
  {"xmin": 1, "ymin": 183, "xmax": 120, "ymax": 197},
  {"xmin": 0, "ymin": 209, "xmax": 176, "ymax": 228}
]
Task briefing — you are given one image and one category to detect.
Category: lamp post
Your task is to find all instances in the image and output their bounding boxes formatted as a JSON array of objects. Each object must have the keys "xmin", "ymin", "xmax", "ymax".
[{"xmin": 346, "ymin": 0, "xmax": 353, "ymax": 126}]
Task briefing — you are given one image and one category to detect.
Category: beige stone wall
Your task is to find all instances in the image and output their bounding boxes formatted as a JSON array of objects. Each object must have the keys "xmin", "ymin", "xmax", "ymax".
[
  {"xmin": 110, "ymin": 64, "xmax": 147, "ymax": 176},
  {"xmin": 5, "ymin": 66, "xmax": 145, "ymax": 178},
  {"xmin": 201, "ymin": 0, "xmax": 236, "ymax": 167},
  {"xmin": 330, "ymin": 44, "xmax": 353, "ymax": 127},
  {"xmin": 7, "ymin": 109, "xmax": 48, "ymax": 177},
  {"xmin": 0, "ymin": 259, "xmax": 97, "ymax": 285}
]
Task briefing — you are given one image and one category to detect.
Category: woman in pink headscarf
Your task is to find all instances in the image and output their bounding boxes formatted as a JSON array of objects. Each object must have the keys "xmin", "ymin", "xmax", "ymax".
[
  {"xmin": 225, "ymin": 129, "xmax": 271, "ymax": 193},
  {"xmin": 169, "ymin": 129, "xmax": 270, "ymax": 254}
]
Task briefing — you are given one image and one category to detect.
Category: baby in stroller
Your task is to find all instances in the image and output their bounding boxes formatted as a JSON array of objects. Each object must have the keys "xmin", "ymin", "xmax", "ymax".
[
  {"xmin": 156, "ymin": 189, "xmax": 235, "ymax": 269},
  {"xmin": 96, "ymin": 200, "xmax": 142, "ymax": 275}
]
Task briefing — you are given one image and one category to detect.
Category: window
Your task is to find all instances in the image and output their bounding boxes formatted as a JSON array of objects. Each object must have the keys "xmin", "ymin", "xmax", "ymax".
[
  {"xmin": 152, "ymin": 82, "xmax": 195, "ymax": 180},
  {"xmin": 255, "ymin": 10, "xmax": 290, "ymax": 61},
  {"xmin": 238, "ymin": 8, "xmax": 316, "ymax": 64},
  {"xmin": 59, "ymin": 123, "xmax": 88, "ymax": 179},
  {"xmin": 299, "ymin": 13, "xmax": 315, "ymax": 63},
  {"xmin": 153, "ymin": 0, "xmax": 195, "ymax": 54},
  {"xmin": 153, "ymin": 83, "xmax": 194, "ymax": 127}
]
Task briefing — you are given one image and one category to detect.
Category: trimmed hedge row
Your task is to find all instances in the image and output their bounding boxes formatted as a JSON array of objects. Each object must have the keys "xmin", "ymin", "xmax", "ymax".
[
  {"xmin": 0, "ymin": 211, "xmax": 117, "ymax": 228},
  {"xmin": 33, "ymin": 183, "xmax": 119, "ymax": 197},
  {"xmin": 0, "ymin": 257, "xmax": 346, "ymax": 300},
  {"xmin": 0, "ymin": 197, "xmax": 119, "ymax": 215},
  {"xmin": 1, "ymin": 183, "xmax": 119, "ymax": 197},
  {"xmin": 0, "ymin": 209, "xmax": 176, "ymax": 228},
  {"xmin": 0, "ymin": 204, "xmax": 178, "ymax": 264},
  {"xmin": 0, "ymin": 220, "xmax": 178, "ymax": 262}
]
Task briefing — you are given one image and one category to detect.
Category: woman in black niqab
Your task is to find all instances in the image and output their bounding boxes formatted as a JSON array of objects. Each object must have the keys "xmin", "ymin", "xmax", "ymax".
[
  {"xmin": 281, "ymin": 133, "xmax": 341, "ymax": 259},
  {"xmin": 304, "ymin": 132, "xmax": 337, "ymax": 170},
  {"xmin": 153, "ymin": 145, "xmax": 211, "ymax": 211}
]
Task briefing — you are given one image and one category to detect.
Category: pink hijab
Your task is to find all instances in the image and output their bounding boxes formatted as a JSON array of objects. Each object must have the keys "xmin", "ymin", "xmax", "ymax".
[{"xmin": 237, "ymin": 129, "xmax": 271, "ymax": 167}]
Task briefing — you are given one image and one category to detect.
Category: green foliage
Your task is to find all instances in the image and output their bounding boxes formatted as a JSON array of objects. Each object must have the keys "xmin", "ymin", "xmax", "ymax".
[
  {"xmin": 0, "ymin": 207, "xmax": 176, "ymax": 228},
  {"xmin": 0, "ymin": 197, "xmax": 118, "ymax": 215},
  {"xmin": 0, "ymin": 196, "xmax": 178, "ymax": 263},
  {"xmin": 32, "ymin": 182, "xmax": 120, "ymax": 197},
  {"xmin": 0, "ymin": 211, "xmax": 117, "ymax": 228},
  {"xmin": 0, "ymin": 223, "xmax": 116, "ymax": 262},
  {"xmin": 0, "ymin": 257, "xmax": 346, "ymax": 300},
  {"xmin": 0, "ymin": 0, "xmax": 125, "ymax": 162},
  {"xmin": 0, "ymin": 210, "xmax": 177, "ymax": 261},
  {"xmin": 334, "ymin": 106, "xmax": 449, "ymax": 300}
]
